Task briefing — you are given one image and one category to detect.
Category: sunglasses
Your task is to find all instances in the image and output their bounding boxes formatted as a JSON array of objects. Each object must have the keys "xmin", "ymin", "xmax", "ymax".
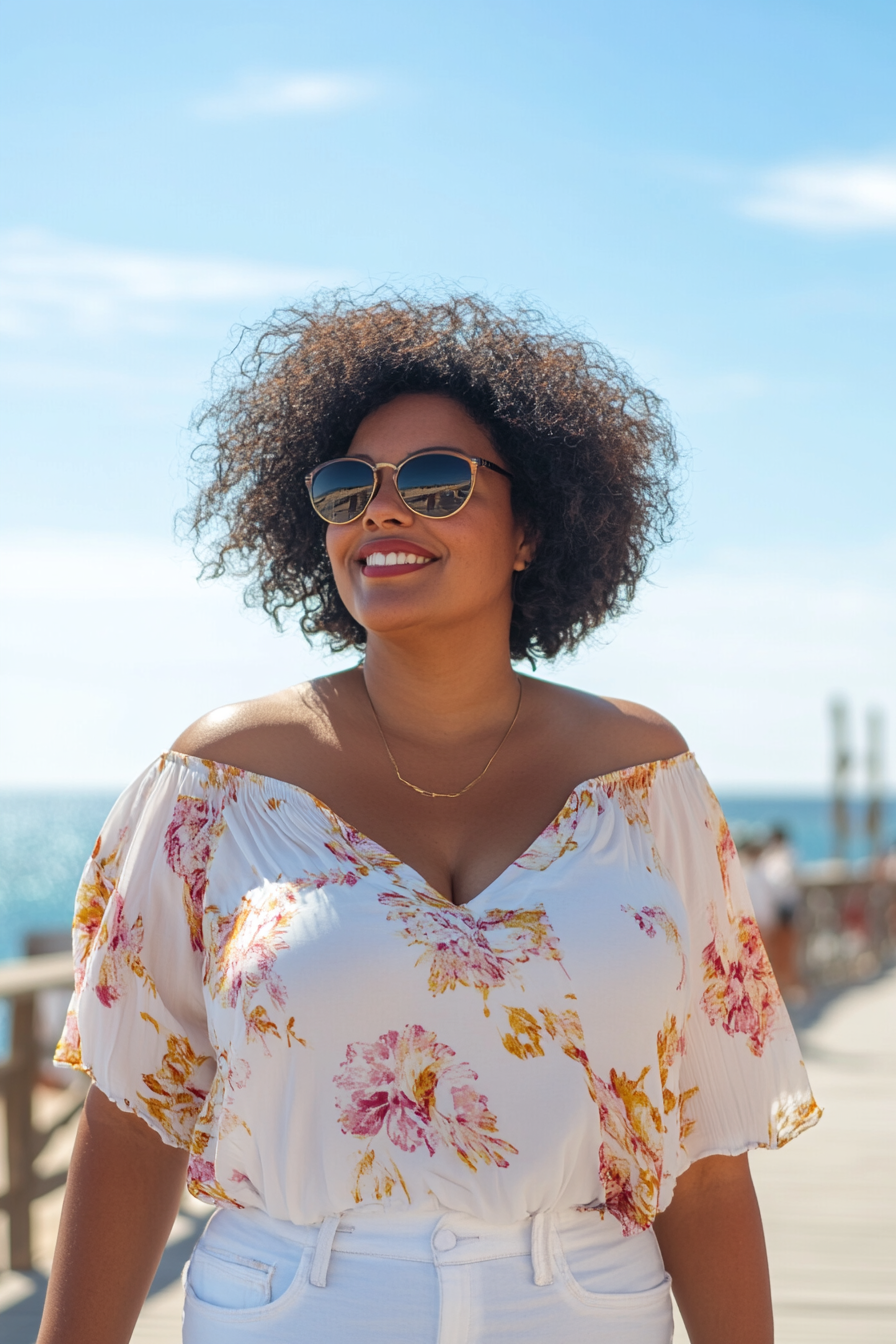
[{"xmin": 305, "ymin": 449, "xmax": 513, "ymax": 525}]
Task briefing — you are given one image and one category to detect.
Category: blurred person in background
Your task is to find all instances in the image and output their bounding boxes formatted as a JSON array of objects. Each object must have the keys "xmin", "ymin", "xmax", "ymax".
[
  {"xmin": 757, "ymin": 826, "xmax": 804, "ymax": 1000},
  {"xmin": 735, "ymin": 830, "xmax": 776, "ymax": 939},
  {"xmin": 39, "ymin": 294, "xmax": 820, "ymax": 1344}
]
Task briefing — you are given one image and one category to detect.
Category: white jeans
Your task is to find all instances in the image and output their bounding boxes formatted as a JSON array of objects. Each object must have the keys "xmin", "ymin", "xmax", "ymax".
[{"xmin": 182, "ymin": 1204, "xmax": 673, "ymax": 1343}]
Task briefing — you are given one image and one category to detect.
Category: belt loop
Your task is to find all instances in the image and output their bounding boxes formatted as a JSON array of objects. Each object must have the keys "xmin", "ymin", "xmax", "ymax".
[
  {"xmin": 310, "ymin": 1214, "xmax": 341, "ymax": 1288},
  {"xmin": 530, "ymin": 1210, "xmax": 554, "ymax": 1287}
]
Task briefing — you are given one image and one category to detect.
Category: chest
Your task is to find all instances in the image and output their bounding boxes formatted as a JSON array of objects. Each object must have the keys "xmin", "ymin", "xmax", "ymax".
[
  {"xmin": 199, "ymin": 795, "xmax": 691, "ymax": 1073},
  {"xmin": 285, "ymin": 759, "xmax": 609, "ymax": 907}
]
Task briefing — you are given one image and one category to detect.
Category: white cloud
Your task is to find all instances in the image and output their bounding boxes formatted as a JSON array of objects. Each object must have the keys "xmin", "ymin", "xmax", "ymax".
[
  {"xmin": 194, "ymin": 72, "xmax": 377, "ymax": 121},
  {"xmin": 741, "ymin": 160, "xmax": 896, "ymax": 232},
  {"xmin": 1, "ymin": 529, "xmax": 892, "ymax": 790},
  {"xmin": 0, "ymin": 229, "xmax": 340, "ymax": 336}
]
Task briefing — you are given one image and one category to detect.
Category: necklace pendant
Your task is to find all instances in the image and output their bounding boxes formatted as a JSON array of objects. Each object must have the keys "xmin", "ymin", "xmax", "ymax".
[{"xmin": 363, "ymin": 670, "xmax": 523, "ymax": 800}]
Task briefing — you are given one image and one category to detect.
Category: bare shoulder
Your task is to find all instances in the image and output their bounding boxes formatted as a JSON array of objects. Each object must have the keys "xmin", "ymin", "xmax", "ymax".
[
  {"xmin": 170, "ymin": 677, "xmax": 344, "ymax": 777},
  {"xmin": 526, "ymin": 678, "xmax": 688, "ymax": 777},
  {"xmin": 598, "ymin": 695, "xmax": 689, "ymax": 765}
]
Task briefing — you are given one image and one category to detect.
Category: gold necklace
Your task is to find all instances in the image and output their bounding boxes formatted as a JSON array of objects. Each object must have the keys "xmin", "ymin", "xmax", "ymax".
[{"xmin": 362, "ymin": 670, "xmax": 523, "ymax": 799}]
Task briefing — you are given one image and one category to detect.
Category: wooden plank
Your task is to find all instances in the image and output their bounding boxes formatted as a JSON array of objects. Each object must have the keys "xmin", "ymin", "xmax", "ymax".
[{"xmin": 0, "ymin": 953, "xmax": 73, "ymax": 1000}]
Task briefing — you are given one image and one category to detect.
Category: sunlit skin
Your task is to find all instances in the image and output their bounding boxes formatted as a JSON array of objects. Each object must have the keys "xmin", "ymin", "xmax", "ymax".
[{"xmin": 38, "ymin": 392, "xmax": 773, "ymax": 1344}]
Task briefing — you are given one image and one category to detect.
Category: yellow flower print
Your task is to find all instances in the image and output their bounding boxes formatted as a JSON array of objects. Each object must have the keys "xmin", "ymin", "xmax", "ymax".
[
  {"xmin": 700, "ymin": 906, "xmax": 783, "ymax": 1057},
  {"xmin": 187, "ymin": 1141, "xmax": 245, "ymax": 1207},
  {"xmin": 595, "ymin": 1064, "xmax": 664, "ymax": 1235},
  {"xmin": 604, "ymin": 764, "xmax": 657, "ymax": 829},
  {"xmin": 197, "ymin": 758, "xmax": 245, "ymax": 800},
  {"xmin": 379, "ymin": 891, "xmax": 566, "ymax": 1015},
  {"xmin": 513, "ymin": 787, "xmax": 597, "ymax": 870},
  {"xmin": 501, "ymin": 1006, "xmax": 545, "ymax": 1059},
  {"xmin": 350, "ymin": 1146, "xmax": 411, "ymax": 1205},
  {"xmin": 539, "ymin": 1004, "xmax": 599, "ymax": 1102},
  {"xmin": 656, "ymin": 1013, "xmax": 697, "ymax": 1140},
  {"xmin": 315, "ymin": 801, "xmax": 404, "ymax": 879},
  {"xmin": 71, "ymin": 831, "xmax": 125, "ymax": 989},
  {"xmin": 137, "ymin": 1033, "xmax": 212, "ymax": 1146},
  {"xmin": 55, "ymin": 1010, "xmax": 83, "ymax": 1070},
  {"xmin": 767, "ymin": 1093, "xmax": 823, "ymax": 1147},
  {"xmin": 206, "ymin": 884, "xmax": 307, "ymax": 1053},
  {"xmin": 93, "ymin": 892, "xmax": 157, "ymax": 1007}
]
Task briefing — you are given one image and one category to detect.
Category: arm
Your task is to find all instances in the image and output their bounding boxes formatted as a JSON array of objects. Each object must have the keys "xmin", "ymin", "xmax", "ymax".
[
  {"xmin": 38, "ymin": 1085, "xmax": 189, "ymax": 1344},
  {"xmin": 652, "ymin": 1153, "xmax": 773, "ymax": 1344}
]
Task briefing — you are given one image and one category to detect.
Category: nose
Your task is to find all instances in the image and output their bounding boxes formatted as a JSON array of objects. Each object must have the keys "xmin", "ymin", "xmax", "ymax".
[{"xmin": 363, "ymin": 463, "xmax": 413, "ymax": 528}]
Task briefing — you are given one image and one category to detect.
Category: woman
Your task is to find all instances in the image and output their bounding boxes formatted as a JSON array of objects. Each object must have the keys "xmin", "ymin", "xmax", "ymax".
[{"xmin": 41, "ymin": 295, "xmax": 820, "ymax": 1344}]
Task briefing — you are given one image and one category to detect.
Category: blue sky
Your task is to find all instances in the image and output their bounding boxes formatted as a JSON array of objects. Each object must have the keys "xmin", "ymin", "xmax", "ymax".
[{"xmin": 1, "ymin": 0, "xmax": 893, "ymax": 789}]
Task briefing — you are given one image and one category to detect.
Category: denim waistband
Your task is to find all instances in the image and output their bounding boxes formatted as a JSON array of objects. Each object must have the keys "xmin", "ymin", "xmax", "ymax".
[{"xmin": 215, "ymin": 1205, "xmax": 617, "ymax": 1289}]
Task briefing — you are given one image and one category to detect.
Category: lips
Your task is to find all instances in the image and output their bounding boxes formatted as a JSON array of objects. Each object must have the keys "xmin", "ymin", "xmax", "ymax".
[{"xmin": 356, "ymin": 539, "xmax": 437, "ymax": 577}]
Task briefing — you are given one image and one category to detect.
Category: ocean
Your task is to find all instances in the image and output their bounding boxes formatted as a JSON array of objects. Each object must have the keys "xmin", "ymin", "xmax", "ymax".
[{"xmin": 1, "ymin": 787, "xmax": 893, "ymax": 967}]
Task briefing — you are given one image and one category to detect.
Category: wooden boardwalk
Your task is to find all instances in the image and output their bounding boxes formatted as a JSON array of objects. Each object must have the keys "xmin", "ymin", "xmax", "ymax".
[{"xmin": 2, "ymin": 967, "xmax": 894, "ymax": 1341}]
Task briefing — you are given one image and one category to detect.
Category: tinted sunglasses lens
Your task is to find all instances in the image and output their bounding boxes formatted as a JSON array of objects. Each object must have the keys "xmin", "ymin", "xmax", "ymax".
[
  {"xmin": 396, "ymin": 454, "xmax": 473, "ymax": 517},
  {"xmin": 309, "ymin": 460, "xmax": 375, "ymax": 522}
]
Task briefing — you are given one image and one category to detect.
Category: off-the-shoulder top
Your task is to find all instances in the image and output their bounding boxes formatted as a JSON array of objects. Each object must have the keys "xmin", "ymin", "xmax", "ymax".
[{"xmin": 56, "ymin": 750, "xmax": 820, "ymax": 1235}]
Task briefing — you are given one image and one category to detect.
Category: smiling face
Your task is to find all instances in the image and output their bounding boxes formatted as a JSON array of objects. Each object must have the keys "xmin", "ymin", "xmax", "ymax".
[{"xmin": 325, "ymin": 393, "xmax": 533, "ymax": 646}]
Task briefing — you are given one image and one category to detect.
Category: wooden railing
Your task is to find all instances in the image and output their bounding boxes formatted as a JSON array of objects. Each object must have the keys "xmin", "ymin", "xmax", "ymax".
[{"xmin": 0, "ymin": 953, "xmax": 79, "ymax": 1272}]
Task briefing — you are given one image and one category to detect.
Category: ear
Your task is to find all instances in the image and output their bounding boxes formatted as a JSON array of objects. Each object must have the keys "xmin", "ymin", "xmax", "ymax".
[{"xmin": 512, "ymin": 525, "xmax": 538, "ymax": 573}]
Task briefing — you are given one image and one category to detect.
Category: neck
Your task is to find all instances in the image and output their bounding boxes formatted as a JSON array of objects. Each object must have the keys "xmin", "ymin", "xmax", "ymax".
[{"xmin": 359, "ymin": 621, "xmax": 522, "ymax": 751}]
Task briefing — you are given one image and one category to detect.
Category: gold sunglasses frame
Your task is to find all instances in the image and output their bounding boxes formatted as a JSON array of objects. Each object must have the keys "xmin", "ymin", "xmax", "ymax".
[{"xmin": 304, "ymin": 448, "xmax": 513, "ymax": 525}]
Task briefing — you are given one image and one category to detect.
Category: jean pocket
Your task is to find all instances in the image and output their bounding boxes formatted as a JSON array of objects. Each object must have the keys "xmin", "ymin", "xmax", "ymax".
[
  {"xmin": 552, "ymin": 1230, "xmax": 673, "ymax": 1320},
  {"xmin": 186, "ymin": 1245, "xmax": 274, "ymax": 1310}
]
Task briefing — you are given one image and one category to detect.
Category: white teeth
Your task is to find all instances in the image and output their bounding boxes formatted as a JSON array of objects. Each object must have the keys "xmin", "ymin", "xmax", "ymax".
[{"xmin": 364, "ymin": 551, "xmax": 431, "ymax": 567}]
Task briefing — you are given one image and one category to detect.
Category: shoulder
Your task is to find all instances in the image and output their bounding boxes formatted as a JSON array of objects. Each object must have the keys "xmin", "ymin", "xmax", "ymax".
[
  {"xmin": 170, "ymin": 679, "xmax": 340, "ymax": 776},
  {"xmin": 525, "ymin": 678, "xmax": 688, "ymax": 777},
  {"xmin": 598, "ymin": 695, "xmax": 689, "ymax": 767}
]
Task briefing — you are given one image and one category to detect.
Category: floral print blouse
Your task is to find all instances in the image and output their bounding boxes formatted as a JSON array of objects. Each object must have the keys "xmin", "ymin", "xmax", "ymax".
[{"xmin": 56, "ymin": 750, "xmax": 820, "ymax": 1235}]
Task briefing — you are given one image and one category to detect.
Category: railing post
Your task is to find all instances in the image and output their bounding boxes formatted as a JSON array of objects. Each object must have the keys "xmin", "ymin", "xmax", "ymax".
[{"xmin": 7, "ymin": 990, "xmax": 38, "ymax": 1271}]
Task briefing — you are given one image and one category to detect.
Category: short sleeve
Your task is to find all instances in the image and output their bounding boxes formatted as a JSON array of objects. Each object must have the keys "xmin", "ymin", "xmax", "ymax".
[
  {"xmin": 55, "ymin": 756, "xmax": 217, "ymax": 1150},
  {"xmin": 647, "ymin": 757, "xmax": 821, "ymax": 1169}
]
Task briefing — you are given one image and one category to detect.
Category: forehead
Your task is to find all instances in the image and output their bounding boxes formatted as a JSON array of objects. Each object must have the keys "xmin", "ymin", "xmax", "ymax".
[{"xmin": 347, "ymin": 393, "xmax": 495, "ymax": 462}]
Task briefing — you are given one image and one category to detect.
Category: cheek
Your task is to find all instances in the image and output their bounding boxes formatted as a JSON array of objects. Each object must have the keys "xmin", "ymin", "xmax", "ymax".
[
  {"xmin": 324, "ymin": 528, "xmax": 360, "ymax": 602},
  {"xmin": 325, "ymin": 527, "xmax": 352, "ymax": 574},
  {"xmin": 450, "ymin": 505, "xmax": 519, "ymax": 570}
]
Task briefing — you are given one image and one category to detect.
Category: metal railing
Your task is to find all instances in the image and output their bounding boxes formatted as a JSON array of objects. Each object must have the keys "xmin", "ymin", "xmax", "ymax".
[{"xmin": 0, "ymin": 953, "xmax": 79, "ymax": 1272}]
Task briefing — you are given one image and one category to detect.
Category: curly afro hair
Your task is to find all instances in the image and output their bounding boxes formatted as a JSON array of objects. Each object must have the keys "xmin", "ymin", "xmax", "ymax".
[{"xmin": 189, "ymin": 291, "xmax": 678, "ymax": 663}]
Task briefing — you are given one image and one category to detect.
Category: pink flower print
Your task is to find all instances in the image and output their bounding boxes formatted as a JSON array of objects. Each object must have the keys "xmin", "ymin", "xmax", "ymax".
[
  {"xmin": 379, "ymin": 891, "xmax": 565, "ymax": 1014},
  {"xmin": 334, "ymin": 1025, "xmax": 517, "ymax": 1172},
  {"xmin": 71, "ymin": 831, "xmax": 127, "ymax": 989},
  {"xmin": 314, "ymin": 801, "xmax": 403, "ymax": 880},
  {"xmin": 303, "ymin": 866, "xmax": 360, "ymax": 889},
  {"xmin": 94, "ymin": 890, "xmax": 157, "ymax": 1007},
  {"xmin": 700, "ymin": 907, "xmax": 782, "ymax": 1057},
  {"xmin": 594, "ymin": 1064, "xmax": 664, "ymax": 1236},
  {"xmin": 208, "ymin": 889, "xmax": 297, "ymax": 1010},
  {"xmin": 164, "ymin": 795, "xmax": 227, "ymax": 950},
  {"xmin": 604, "ymin": 764, "xmax": 657, "ymax": 829},
  {"xmin": 55, "ymin": 1009, "xmax": 82, "ymax": 1069},
  {"xmin": 622, "ymin": 904, "xmax": 686, "ymax": 991},
  {"xmin": 206, "ymin": 885, "xmax": 302, "ymax": 1051},
  {"xmin": 188, "ymin": 1155, "xmax": 217, "ymax": 1185},
  {"xmin": 225, "ymin": 1056, "xmax": 251, "ymax": 1090},
  {"xmin": 514, "ymin": 788, "xmax": 596, "ymax": 870}
]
